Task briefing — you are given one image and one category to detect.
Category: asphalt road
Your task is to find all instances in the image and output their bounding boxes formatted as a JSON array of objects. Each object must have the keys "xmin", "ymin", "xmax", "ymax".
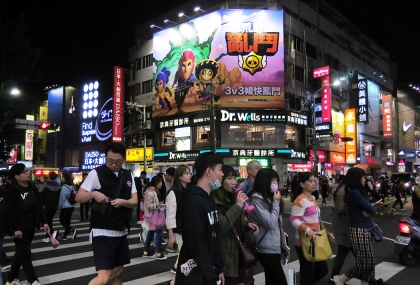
[{"xmin": 1, "ymin": 196, "xmax": 418, "ymax": 284}]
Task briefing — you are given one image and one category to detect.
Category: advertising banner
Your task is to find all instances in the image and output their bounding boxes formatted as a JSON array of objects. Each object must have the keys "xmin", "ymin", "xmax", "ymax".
[
  {"xmin": 312, "ymin": 66, "xmax": 330, "ymax": 79},
  {"xmin": 321, "ymin": 76, "xmax": 331, "ymax": 123},
  {"xmin": 112, "ymin": 66, "xmax": 125, "ymax": 142},
  {"xmin": 382, "ymin": 94, "xmax": 392, "ymax": 137},
  {"xmin": 330, "ymin": 152, "xmax": 345, "ymax": 164},
  {"xmin": 345, "ymin": 108, "xmax": 357, "ymax": 164},
  {"xmin": 357, "ymin": 79, "xmax": 368, "ymax": 123},
  {"xmin": 126, "ymin": 147, "xmax": 154, "ymax": 162},
  {"xmin": 152, "ymin": 9, "xmax": 285, "ymax": 117}
]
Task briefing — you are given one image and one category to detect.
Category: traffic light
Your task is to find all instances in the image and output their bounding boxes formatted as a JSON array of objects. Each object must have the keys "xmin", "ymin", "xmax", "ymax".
[
  {"xmin": 39, "ymin": 122, "xmax": 50, "ymax": 130},
  {"xmin": 332, "ymin": 134, "xmax": 353, "ymax": 142}
]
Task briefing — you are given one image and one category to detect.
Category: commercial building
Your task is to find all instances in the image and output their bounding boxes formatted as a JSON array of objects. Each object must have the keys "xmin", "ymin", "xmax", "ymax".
[{"xmin": 127, "ymin": 0, "xmax": 396, "ymax": 179}]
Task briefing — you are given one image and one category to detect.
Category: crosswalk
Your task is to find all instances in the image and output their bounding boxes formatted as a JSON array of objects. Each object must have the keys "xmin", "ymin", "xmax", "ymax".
[{"xmin": 0, "ymin": 218, "xmax": 411, "ymax": 285}]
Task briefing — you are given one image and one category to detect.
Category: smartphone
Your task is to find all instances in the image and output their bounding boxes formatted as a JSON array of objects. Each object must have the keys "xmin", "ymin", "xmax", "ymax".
[{"xmin": 108, "ymin": 198, "xmax": 114, "ymax": 203}]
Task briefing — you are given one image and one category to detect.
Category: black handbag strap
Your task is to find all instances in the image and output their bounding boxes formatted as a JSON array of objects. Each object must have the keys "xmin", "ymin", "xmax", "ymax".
[{"xmin": 113, "ymin": 170, "xmax": 125, "ymax": 199}]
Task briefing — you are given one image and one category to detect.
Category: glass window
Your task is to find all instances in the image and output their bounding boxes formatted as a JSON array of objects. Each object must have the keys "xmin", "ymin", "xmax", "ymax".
[{"xmin": 192, "ymin": 125, "xmax": 211, "ymax": 149}]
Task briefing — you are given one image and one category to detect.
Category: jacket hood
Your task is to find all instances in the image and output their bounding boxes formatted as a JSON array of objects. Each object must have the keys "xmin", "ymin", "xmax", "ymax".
[
  {"xmin": 251, "ymin": 192, "xmax": 263, "ymax": 199},
  {"xmin": 41, "ymin": 181, "xmax": 61, "ymax": 192}
]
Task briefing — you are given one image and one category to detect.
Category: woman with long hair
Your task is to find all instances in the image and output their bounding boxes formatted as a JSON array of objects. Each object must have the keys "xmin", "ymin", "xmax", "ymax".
[
  {"xmin": 143, "ymin": 176, "xmax": 167, "ymax": 260},
  {"xmin": 166, "ymin": 166, "xmax": 191, "ymax": 275},
  {"xmin": 248, "ymin": 168, "xmax": 288, "ymax": 285},
  {"xmin": 290, "ymin": 172, "xmax": 334, "ymax": 285},
  {"xmin": 57, "ymin": 172, "xmax": 77, "ymax": 240},
  {"xmin": 333, "ymin": 168, "xmax": 375, "ymax": 285},
  {"xmin": 213, "ymin": 165, "xmax": 259, "ymax": 285}
]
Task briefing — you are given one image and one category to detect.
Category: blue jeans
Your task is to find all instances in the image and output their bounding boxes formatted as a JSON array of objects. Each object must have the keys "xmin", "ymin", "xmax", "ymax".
[
  {"xmin": 0, "ymin": 235, "xmax": 4, "ymax": 285},
  {"xmin": 143, "ymin": 229, "xmax": 163, "ymax": 254}
]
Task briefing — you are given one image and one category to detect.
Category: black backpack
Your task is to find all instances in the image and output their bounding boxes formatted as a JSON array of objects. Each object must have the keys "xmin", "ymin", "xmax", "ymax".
[{"xmin": 63, "ymin": 185, "xmax": 76, "ymax": 205}]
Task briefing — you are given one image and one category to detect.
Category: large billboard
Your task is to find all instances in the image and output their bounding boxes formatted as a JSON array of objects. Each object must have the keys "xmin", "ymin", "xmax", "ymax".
[{"xmin": 152, "ymin": 9, "xmax": 284, "ymax": 117}]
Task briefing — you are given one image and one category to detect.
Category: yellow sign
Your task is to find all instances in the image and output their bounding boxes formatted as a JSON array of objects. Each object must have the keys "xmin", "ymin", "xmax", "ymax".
[
  {"xmin": 345, "ymin": 108, "xmax": 357, "ymax": 164},
  {"xmin": 126, "ymin": 147, "xmax": 153, "ymax": 162},
  {"xmin": 139, "ymin": 166, "xmax": 154, "ymax": 172}
]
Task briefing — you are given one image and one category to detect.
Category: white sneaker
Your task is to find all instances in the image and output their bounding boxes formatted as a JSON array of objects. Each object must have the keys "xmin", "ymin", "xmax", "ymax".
[
  {"xmin": 391, "ymin": 208, "xmax": 397, "ymax": 212},
  {"xmin": 42, "ymin": 238, "xmax": 50, "ymax": 243},
  {"xmin": 401, "ymin": 208, "xmax": 407, "ymax": 211},
  {"xmin": 333, "ymin": 275, "xmax": 344, "ymax": 285},
  {"xmin": 32, "ymin": 280, "xmax": 42, "ymax": 285}
]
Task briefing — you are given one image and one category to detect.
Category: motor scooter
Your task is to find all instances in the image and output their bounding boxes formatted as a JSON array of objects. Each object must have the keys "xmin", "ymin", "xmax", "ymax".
[{"xmin": 394, "ymin": 217, "xmax": 420, "ymax": 266}]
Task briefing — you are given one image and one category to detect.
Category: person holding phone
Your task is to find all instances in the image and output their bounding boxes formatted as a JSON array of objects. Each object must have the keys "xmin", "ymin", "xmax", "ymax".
[
  {"xmin": 248, "ymin": 168, "xmax": 288, "ymax": 285},
  {"xmin": 142, "ymin": 176, "xmax": 167, "ymax": 260}
]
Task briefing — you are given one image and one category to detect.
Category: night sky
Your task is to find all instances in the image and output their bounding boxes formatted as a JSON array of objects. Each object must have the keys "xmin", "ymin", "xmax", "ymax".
[{"xmin": 4, "ymin": 0, "xmax": 420, "ymax": 95}]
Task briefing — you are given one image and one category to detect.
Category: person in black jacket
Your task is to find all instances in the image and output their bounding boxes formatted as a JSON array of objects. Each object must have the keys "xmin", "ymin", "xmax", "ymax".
[
  {"xmin": 5, "ymin": 163, "xmax": 49, "ymax": 285},
  {"xmin": 0, "ymin": 182, "xmax": 7, "ymax": 285},
  {"xmin": 175, "ymin": 152, "xmax": 225, "ymax": 285}
]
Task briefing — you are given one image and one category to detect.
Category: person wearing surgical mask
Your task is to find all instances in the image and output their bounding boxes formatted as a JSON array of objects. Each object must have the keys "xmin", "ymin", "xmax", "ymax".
[{"xmin": 247, "ymin": 168, "xmax": 288, "ymax": 285}]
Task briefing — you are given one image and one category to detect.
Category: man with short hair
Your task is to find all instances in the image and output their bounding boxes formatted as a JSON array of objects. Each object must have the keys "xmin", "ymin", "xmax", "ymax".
[
  {"xmin": 76, "ymin": 143, "xmax": 138, "ymax": 285},
  {"xmin": 38, "ymin": 171, "xmax": 61, "ymax": 243},
  {"xmin": 238, "ymin": 160, "xmax": 261, "ymax": 196},
  {"xmin": 175, "ymin": 152, "xmax": 224, "ymax": 285},
  {"xmin": 163, "ymin": 167, "xmax": 175, "ymax": 192}
]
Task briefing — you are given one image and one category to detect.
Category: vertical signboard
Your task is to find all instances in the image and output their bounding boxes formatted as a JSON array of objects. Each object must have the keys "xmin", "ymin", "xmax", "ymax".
[
  {"xmin": 382, "ymin": 94, "xmax": 392, "ymax": 137},
  {"xmin": 357, "ymin": 79, "xmax": 368, "ymax": 123},
  {"xmin": 345, "ymin": 108, "xmax": 357, "ymax": 164},
  {"xmin": 312, "ymin": 66, "xmax": 331, "ymax": 123},
  {"xmin": 112, "ymin": 66, "xmax": 124, "ymax": 142},
  {"xmin": 25, "ymin": 114, "xmax": 34, "ymax": 161}
]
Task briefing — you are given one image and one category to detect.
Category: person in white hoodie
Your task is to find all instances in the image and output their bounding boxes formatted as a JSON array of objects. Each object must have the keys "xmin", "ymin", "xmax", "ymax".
[{"xmin": 57, "ymin": 172, "xmax": 77, "ymax": 241}]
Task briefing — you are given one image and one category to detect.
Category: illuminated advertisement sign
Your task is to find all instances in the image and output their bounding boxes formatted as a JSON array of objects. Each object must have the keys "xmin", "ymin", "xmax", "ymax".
[
  {"xmin": 238, "ymin": 158, "xmax": 270, "ymax": 168},
  {"xmin": 232, "ymin": 149, "xmax": 275, "ymax": 157},
  {"xmin": 126, "ymin": 147, "xmax": 153, "ymax": 162},
  {"xmin": 312, "ymin": 66, "xmax": 330, "ymax": 79},
  {"xmin": 345, "ymin": 108, "xmax": 357, "ymax": 164},
  {"xmin": 25, "ymin": 114, "xmax": 34, "ymax": 161},
  {"xmin": 152, "ymin": 9, "xmax": 285, "ymax": 117},
  {"xmin": 382, "ymin": 94, "xmax": 392, "ymax": 137},
  {"xmin": 82, "ymin": 150, "xmax": 106, "ymax": 170},
  {"xmin": 112, "ymin": 66, "xmax": 125, "ymax": 142},
  {"xmin": 330, "ymin": 152, "xmax": 345, "ymax": 164},
  {"xmin": 80, "ymin": 80, "xmax": 113, "ymax": 144},
  {"xmin": 357, "ymin": 79, "xmax": 368, "ymax": 123},
  {"xmin": 321, "ymin": 76, "xmax": 331, "ymax": 123},
  {"xmin": 309, "ymin": 150, "xmax": 325, "ymax": 162}
]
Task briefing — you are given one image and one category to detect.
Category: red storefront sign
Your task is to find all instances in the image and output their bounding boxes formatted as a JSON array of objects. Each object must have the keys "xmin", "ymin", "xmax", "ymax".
[
  {"xmin": 292, "ymin": 164, "xmax": 313, "ymax": 169},
  {"xmin": 321, "ymin": 76, "xmax": 331, "ymax": 123},
  {"xmin": 309, "ymin": 150, "xmax": 326, "ymax": 162},
  {"xmin": 112, "ymin": 66, "xmax": 125, "ymax": 142},
  {"xmin": 382, "ymin": 94, "xmax": 392, "ymax": 137},
  {"xmin": 312, "ymin": 66, "xmax": 330, "ymax": 79}
]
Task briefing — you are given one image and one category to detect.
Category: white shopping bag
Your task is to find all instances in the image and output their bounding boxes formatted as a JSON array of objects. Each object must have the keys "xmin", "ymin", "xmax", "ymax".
[{"xmin": 282, "ymin": 260, "xmax": 296, "ymax": 285}]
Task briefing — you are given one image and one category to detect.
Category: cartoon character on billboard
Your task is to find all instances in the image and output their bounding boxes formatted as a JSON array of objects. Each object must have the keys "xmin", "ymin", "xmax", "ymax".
[
  {"xmin": 172, "ymin": 49, "xmax": 196, "ymax": 111},
  {"xmin": 153, "ymin": 67, "xmax": 173, "ymax": 112},
  {"xmin": 194, "ymin": 59, "xmax": 225, "ymax": 102}
]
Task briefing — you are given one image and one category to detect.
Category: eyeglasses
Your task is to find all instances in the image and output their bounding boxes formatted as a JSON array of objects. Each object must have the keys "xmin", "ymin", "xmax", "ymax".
[
  {"xmin": 106, "ymin": 159, "xmax": 123, "ymax": 166},
  {"xmin": 20, "ymin": 169, "xmax": 31, "ymax": 174}
]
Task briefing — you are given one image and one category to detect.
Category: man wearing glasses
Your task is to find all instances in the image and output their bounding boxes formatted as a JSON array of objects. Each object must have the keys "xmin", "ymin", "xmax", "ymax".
[
  {"xmin": 5, "ymin": 164, "xmax": 49, "ymax": 285},
  {"xmin": 76, "ymin": 143, "xmax": 138, "ymax": 285}
]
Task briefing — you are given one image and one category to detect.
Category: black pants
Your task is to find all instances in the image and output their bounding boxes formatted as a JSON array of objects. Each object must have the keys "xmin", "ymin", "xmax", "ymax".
[
  {"xmin": 295, "ymin": 245, "xmax": 328, "ymax": 285},
  {"xmin": 392, "ymin": 195, "xmax": 404, "ymax": 209},
  {"xmin": 80, "ymin": 202, "xmax": 89, "ymax": 219},
  {"xmin": 8, "ymin": 229, "xmax": 37, "ymax": 284},
  {"xmin": 44, "ymin": 211, "xmax": 56, "ymax": 238},
  {"xmin": 60, "ymin": 207, "xmax": 74, "ymax": 236},
  {"xmin": 331, "ymin": 244, "xmax": 354, "ymax": 278},
  {"xmin": 256, "ymin": 252, "xmax": 287, "ymax": 285}
]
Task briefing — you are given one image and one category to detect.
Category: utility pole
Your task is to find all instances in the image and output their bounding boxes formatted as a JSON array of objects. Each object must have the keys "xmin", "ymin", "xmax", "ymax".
[{"xmin": 126, "ymin": 102, "xmax": 149, "ymax": 172}]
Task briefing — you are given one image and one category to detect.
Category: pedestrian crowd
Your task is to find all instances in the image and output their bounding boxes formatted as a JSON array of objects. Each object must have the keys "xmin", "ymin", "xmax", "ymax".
[{"xmin": 0, "ymin": 142, "xmax": 417, "ymax": 285}]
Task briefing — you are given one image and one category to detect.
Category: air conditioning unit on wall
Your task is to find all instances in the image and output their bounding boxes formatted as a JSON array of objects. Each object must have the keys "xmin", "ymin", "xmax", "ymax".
[{"xmin": 305, "ymin": 128, "xmax": 314, "ymax": 136}]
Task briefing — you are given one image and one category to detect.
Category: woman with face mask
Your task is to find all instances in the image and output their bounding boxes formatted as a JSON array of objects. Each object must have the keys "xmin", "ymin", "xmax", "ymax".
[
  {"xmin": 212, "ymin": 165, "xmax": 259, "ymax": 285},
  {"xmin": 248, "ymin": 168, "xmax": 288, "ymax": 285}
]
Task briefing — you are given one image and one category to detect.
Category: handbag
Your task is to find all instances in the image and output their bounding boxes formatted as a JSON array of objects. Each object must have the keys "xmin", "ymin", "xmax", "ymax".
[
  {"xmin": 232, "ymin": 226, "xmax": 257, "ymax": 269},
  {"xmin": 300, "ymin": 213, "xmax": 332, "ymax": 262},
  {"xmin": 48, "ymin": 231, "xmax": 59, "ymax": 249},
  {"xmin": 91, "ymin": 170, "xmax": 124, "ymax": 216},
  {"xmin": 370, "ymin": 217, "xmax": 384, "ymax": 242},
  {"xmin": 146, "ymin": 209, "xmax": 166, "ymax": 231},
  {"xmin": 282, "ymin": 260, "xmax": 296, "ymax": 285}
]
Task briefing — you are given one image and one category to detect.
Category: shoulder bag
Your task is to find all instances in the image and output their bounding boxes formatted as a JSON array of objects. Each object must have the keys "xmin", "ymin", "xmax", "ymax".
[
  {"xmin": 146, "ymin": 207, "xmax": 166, "ymax": 231},
  {"xmin": 232, "ymin": 226, "xmax": 257, "ymax": 269},
  {"xmin": 300, "ymin": 206, "xmax": 332, "ymax": 262},
  {"xmin": 91, "ymin": 171, "xmax": 124, "ymax": 216},
  {"xmin": 370, "ymin": 216, "xmax": 384, "ymax": 242}
]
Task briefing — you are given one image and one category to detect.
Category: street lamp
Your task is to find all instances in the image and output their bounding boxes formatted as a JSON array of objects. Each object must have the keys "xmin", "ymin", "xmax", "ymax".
[
  {"xmin": 178, "ymin": 12, "xmax": 191, "ymax": 19},
  {"xmin": 194, "ymin": 6, "xmax": 206, "ymax": 12},
  {"xmin": 311, "ymin": 80, "xmax": 341, "ymax": 176}
]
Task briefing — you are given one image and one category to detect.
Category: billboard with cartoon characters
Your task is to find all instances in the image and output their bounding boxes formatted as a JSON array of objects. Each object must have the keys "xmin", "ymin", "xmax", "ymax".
[{"xmin": 152, "ymin": 9, "xmax": 284, "ymax": 117}]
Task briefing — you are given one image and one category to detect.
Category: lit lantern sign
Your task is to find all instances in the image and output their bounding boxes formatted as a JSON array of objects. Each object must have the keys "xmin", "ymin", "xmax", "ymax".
[
  {"xmin": 357, "ymin": 79, "xmax": 369, "ymax": 123},
  {"xmin": 345, "ymin": 108, "xmax": 357, "ymax": 164},
  {"xmin": 382, "ymin": 94, "xmax": 392, "ymax": 137}
]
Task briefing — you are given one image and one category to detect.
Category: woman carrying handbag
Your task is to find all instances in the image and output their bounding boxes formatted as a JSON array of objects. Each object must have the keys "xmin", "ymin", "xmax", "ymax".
[
  {"xmin": 142, "ymin": 176, "xmax": 167, "ymax": 260},
  {"xmin": 213, "ymin": 165, "xmax": 259, "ymax": 285},
  {"xmin": 248, "ymin": 168, "xmax": 289, "ymax": 285},
  {"xmin": 290, "ymin": 172, "xmax": 335, "ymax": 285}
]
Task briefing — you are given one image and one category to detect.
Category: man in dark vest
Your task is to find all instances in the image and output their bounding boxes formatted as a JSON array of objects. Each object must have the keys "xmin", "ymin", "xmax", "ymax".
[{"xmin": 75, "ymin": 143, "xmax": 138, "ymax": 285}]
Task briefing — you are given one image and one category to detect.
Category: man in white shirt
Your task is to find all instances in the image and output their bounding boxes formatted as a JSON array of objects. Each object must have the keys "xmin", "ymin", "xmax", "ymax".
[{"xmin": 76, "ymin": 143, "xmax": 137, "ymax": 285}]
